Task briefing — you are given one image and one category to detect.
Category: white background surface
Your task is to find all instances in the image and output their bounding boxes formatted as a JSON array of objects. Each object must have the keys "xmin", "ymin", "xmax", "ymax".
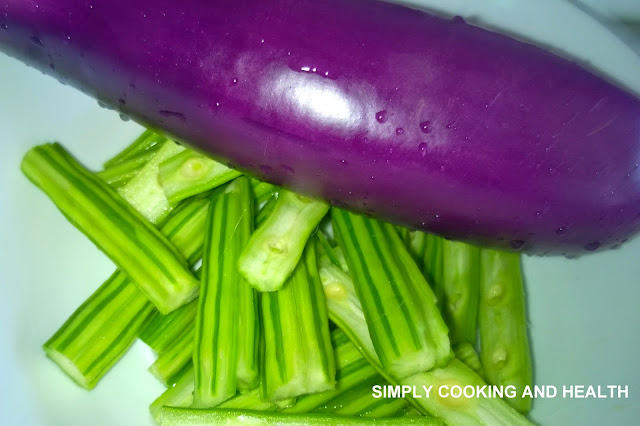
[{"xmin": 1, "ymin": 1, "xmax": 639, "ymax": 425}]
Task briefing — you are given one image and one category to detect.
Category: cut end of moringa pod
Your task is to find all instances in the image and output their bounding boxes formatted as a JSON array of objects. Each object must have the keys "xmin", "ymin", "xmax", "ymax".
[{"xmin": 43, "ymin": 346, "xmax": 94, "ymax": 390}]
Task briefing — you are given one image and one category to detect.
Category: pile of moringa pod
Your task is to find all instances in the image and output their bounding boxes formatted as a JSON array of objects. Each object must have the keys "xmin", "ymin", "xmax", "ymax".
[{"xmin": 22, "ymin": 130, "xmax": 532, "ymax": 426}]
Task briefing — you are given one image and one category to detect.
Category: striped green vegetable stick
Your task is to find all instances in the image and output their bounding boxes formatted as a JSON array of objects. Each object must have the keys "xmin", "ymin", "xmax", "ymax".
[
  {"xmin": 478, "ymin": 248, "xmax": 533, "ymax": 414},
  {"xmin": 332, "ymin": 209, "xmax": 451, "ymax": 378},
  {"xmin": 192, "ymin": 178, "xmax": 252, "ymax": 407},
  {"xmin": 239, "ymin": 190, "xmax": 329, "ymax": 292},
  {"xmin": 158, "ymin": 407, "xmax": 443, "ymax": 425},
  {"xmin": 158, "ymin": 150, "xmax": 242, "ymax": 206},
  {"xmin": 441, "ymin": 239, "xmax": 481, "ymax": 345},
  {"xmin": 260, "ymin": 240, "xmax": 336, "ymax": 401},
  {"xmin": 43, "ymin": 194, "xmax": 209, "ymax": 389},
  {"xmin": 21, "ymin": 143, "xmax": 199, "ymax": 314}
]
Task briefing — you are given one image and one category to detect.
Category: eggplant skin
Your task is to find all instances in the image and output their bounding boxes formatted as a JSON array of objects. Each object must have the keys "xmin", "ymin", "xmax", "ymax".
[{"xmin": 2, "ymin": 0, "xmax": 640, "ymax": 255}]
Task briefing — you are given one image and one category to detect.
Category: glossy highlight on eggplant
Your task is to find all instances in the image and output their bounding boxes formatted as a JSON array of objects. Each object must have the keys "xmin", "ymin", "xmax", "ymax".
[{"xmin": 1, "ymin": 0, "xmax": 640, "ymax": 254}]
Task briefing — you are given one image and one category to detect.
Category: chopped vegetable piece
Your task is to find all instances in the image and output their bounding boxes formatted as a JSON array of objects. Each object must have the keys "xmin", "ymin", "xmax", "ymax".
[
  {"xmin": 149, "ymin": 181, "xmax": 263, "ymax": 389},
  {"xmin": 239, "ymin": 190, "xmax": 329, "ymax": 291},
  {"xmin": 117, "ymin": 140, "xmax": 184, "ymax": 224},
  {"xmin": 317, "ymin": 246, "xmax": 376, "ymax": 363},
  {"xmin": 235, "ymin": 182, "xmax": 260, "ymax": 391},
  {"xmin": 318, "ymin": 244, "xmax": 426, "ymax": 415},
  {"xmin": 402, "ymin": 360, "xmax": 533, "ymax": 425},
  {"xmin": 21, "ymin": 143, "xmax": 199, "ymax": 314},
  {"xmin": 332, "ymin": 208, "xmax": 451, "ymax": 378},
  {"xmin": 478, "ymin": 248, "xmax": 533, "ymax": 414},
  {"xmin": 158, "ymin": 407, "xmax": 443, "ymax": 425},
  {"xmin": 43, "ymin": 194, "xmax": 209, "ymax": 388},
  {"xmin": 408, "ymin": 231, "xmax": 444, "ymax": 305},
  {"xmin": 193, "ymin": 178, "xmax": 252, "ymax": 407},
  {"xmin": 158, "ymin": 150, "xmax": 242, "ymax": 206},
  {"xmin": 441, "ymin": 239, "xmax": 481, "ymax": 345},
  {"xmin": 43, "ymin": 271, "xmax": 154, "ymax": 390},
  {"xmin": 282, "ymin": 329, "xmax": 379, "ymax": 414},
  {"xmin": 260, "ymin": 241, "xmax": 335, "ymax": 401}
]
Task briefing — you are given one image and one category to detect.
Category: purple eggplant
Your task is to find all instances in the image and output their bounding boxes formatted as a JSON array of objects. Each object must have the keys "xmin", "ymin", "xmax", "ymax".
[{"xmin": 1, "ymin": 0, "xmax": 640, "ymax": 254}]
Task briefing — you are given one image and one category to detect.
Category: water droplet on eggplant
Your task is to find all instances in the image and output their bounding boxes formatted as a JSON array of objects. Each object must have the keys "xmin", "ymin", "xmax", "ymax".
[
  {"xmin": 419, "ymin": 121, "xmax": 432, "ymax": 133},
  {"xmin": 418, "ymin": 143, "xmax": 427, "ymax": 157},
  {"xmin": 375, "ymin": 110, "xmax": 388, "ymax": 123}
]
